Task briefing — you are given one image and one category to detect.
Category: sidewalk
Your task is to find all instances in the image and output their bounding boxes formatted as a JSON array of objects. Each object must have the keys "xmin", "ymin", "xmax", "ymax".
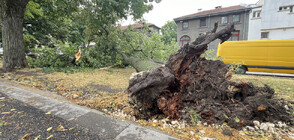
[{"xmin": 0, "ymin": 79, "xmax": 177, "ymax": 140}]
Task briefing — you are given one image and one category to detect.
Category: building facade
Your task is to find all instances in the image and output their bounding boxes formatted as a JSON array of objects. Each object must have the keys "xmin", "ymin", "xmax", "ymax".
[
  {"xmin": 248, "ymin": 0, "xmax": 294, "ymax": 40},
  {"xmin": 174, "ymin": 5, "xmax": 251, "ymax": 54},
  {"xmin": 248, "ymin": 4, "xmax": 262, "ymax": 40}
]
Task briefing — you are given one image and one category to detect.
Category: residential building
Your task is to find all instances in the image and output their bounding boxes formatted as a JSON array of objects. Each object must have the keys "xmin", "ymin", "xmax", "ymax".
[
  {"xmin": 248, "ymin": 1, "xmax": 263, "ymax": 40},
  {"xmin": 120, "ymin": 22, "xmax": 161, "ymax": 34},
  {"xmin": 174, "ymin": 5, "xmax": 251, "ymax": 54},
  {"xmin": 248, "ymin": 0, "xmax": 294, "ymax": 40}
]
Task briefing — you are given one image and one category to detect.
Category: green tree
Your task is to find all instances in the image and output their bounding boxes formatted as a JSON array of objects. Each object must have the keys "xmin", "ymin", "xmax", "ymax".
[
  {"xmin": 161, "ymin": 21, "xmax": 177, "ymax": 45},
  {"xmin": 0, "ymin": 0, "xmax": 160, "ymax": 71},
  {"xmin": 115, "ymin": 25, "xmax": 179, "ymax": 72},
  {"xmin": 24, "ymin": 0, "xmax": 81, "ymax": 49}
]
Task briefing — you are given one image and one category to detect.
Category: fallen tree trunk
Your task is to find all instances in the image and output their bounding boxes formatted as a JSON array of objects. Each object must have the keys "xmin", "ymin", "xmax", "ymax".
[
  {"xmin": 128, "ymin": 22, "xmax": 293, "ymax": 129},
  {"xmin": 115, "ymin": 46, "xmax": 162, "ymax": 72}
]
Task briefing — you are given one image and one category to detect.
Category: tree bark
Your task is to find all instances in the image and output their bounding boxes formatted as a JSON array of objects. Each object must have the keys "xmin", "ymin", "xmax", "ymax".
[
  {"xmin": 128, "ymin": 22, "xmax": 235, "ymax": 118},
  {"xmin": 1, "ymin": 0, "xmax": 29, "ymax": 72}
]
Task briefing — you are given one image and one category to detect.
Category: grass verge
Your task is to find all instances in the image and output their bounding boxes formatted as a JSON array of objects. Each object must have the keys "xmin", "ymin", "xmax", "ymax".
[
  {"xmin": 232, "ymin": 74, "xmax": 294, "ymax": 101},
  {"xmin": 0, "ymin": 64, "xmax": 293, "ymax": 139}
]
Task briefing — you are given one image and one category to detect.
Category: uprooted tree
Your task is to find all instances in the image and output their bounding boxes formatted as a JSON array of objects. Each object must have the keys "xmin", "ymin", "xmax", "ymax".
[
  {"xmin": 127, "ymin": 22, "xmax": 293, "ymax": 129},
  {"xmin": 114, "ymin": 24, "xmax": 179, "ymax": 72}
]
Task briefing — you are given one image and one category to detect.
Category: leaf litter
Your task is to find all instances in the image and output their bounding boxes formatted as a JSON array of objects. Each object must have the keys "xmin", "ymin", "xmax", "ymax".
[{"xmin": 1, "ymin": 67, "xmax": 294, "ymax": 139}]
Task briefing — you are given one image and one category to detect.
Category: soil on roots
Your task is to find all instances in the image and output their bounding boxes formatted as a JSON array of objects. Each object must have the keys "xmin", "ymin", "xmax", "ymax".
[
  {"xmin": 129, "ymin": 57, "xmax": 293, "ymax": 129},
  {"xmin": 128, "ymin": 22, "xmax": 293, "ymax": 129}
]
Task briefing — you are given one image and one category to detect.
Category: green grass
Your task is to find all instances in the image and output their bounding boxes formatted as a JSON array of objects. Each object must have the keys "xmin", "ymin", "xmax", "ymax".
[
  {"xmin": 232, "ymin": 74, "xmax": 294, "ymax": 101},
  {"xmin": 1, "ymin": 58, "xmax": 293, "ymax": 102}
]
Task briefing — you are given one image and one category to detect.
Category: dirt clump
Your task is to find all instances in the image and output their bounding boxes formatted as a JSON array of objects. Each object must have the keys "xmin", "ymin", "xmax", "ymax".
[{"xmin": 127, "ymin": 22, "xmax": 293, "ymax": 129}]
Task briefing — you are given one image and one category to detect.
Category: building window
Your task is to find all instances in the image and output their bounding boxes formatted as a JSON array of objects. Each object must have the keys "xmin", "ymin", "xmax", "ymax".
[
  {"xmin": 261, "ymin": 32, "xmax": 269, "ymax": 39},
  {"xmin": 200, "ymin": 18, "xmax": 206, "ymax": 27},
  {"xmin": 253, "ymin": 11, "xmax": 261, "ymax": 18},
  {"xmin": 180, "ymin": 35, "xmax": 191, "ymax": 47},
  {"xmin": 182, "ymin": 21, "xmax": 189, "ymax": 29},
  {"xmin": 290, "ymin": 6, "xmax": 294, "ymax": 12},
  {"xmin": 231, "ymin": 31, "xmax": 240, "ymax": 41},
  {"xmin": 279, "ymin": 6, "xmax": 289, "ymax": 11},
  {"xmin": 221, "ymin": 16, "xmax": 228, "ymax": 24},
  {"xmin": 279, "ymin": 5, "xmax": 294, "ymax": 12},
  {"xmin": 232, "ymin": 15, "xmax": 240, "ymax": 22}
]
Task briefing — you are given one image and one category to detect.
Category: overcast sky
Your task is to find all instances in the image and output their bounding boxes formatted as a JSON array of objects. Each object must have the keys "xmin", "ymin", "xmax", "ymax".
[{"xmin": 121, "ymin": 0, "xmax": 258, "ymax": 27}]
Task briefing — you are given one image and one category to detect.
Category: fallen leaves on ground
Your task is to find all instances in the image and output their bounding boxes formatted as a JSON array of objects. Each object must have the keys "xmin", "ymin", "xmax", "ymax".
[
  {"xmin": 46, "ymin": 134, "xmax": 53, "ymax": 139},
  {"xmin": 1, "ymin": 67, "xmax": 294, "ymax": 140},
  {"xmin": 57, "ymin": 124, "xmax": 67, "ymax": 131},
  {"xmin": 34, "ymin": 135, "xmax": 41, "ymax": 140},
  {"xmin": 21, "ymin": 133, "xmax": 32, "ymax": 140},
  {"xmin": 1, "ymin": 112, "xmax": 10, "ymax": 115},
  {"xmin": 47, "ymin": 127, "xmax": 53, "ymax": 132}
]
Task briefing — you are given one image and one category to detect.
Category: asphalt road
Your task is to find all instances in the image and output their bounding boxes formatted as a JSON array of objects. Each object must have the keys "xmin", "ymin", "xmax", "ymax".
[
  {"xmin": 0, "ymin": 92, "xmax": 100, "ymax": 140},
  {"xmin": 0, "ymin": 79, "xmax": 177, "ymax": 140}
]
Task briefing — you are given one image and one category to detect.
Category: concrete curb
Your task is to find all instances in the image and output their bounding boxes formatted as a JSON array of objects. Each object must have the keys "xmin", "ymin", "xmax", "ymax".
[
  {"xmin": 0, "ymin": 80, "xmax": 177, "ymax": 140},
  {"xmin": 246, "ymin": 71, "xmax": 294, "ymax": 77}
]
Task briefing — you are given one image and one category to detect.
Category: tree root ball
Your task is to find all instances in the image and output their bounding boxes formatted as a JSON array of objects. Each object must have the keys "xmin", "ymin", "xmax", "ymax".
[{"xmin": 127, "ymin": 23, "xmax": 293, "ymax": 129}]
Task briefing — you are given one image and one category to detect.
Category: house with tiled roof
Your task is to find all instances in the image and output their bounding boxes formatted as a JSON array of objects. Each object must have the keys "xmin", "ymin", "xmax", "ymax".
[
  {"xmin": 174, "ymin": 5, "xmax": 251, "ymax": 54},
  {"xmin": 120, "ymin": 22, "xmax": 161, "ymax": 34}
]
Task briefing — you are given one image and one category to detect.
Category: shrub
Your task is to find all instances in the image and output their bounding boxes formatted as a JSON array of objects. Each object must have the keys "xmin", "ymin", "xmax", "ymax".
[{"xmin": 27, "ymin": 45, "xmax": 74, "ymax": 68}]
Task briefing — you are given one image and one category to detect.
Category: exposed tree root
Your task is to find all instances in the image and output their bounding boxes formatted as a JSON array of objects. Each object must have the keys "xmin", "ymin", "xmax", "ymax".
[{"xmin": 128, "ymin": 22, "xmax": 293, "ymax": 129}]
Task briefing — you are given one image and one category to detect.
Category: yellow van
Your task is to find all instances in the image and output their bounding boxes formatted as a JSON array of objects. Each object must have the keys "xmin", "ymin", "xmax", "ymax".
[{"xmin": 217, "ymin": 39, "xmax": 294, "ymax": 74}]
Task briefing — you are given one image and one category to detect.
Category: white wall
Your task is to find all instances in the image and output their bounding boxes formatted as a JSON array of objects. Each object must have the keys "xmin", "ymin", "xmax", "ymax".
[
  {"xmin": 248, "ymin": 7, "xmax": 262, "ymax": 40},
  {"xmin": 248, "ymin": 0, "xmax": 294, "ymax": 40},
  {"xmin": 264, "ymin": 27, "xmax": 294, "ymax": 40},
  {"xmin": 262, "ymin": 0, "xmax": 294, "ymax": 30}
]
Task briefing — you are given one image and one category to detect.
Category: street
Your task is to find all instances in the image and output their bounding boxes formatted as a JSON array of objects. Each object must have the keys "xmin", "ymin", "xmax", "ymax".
[
  {"xmin": 0, "ymin": 92, "xmax": 100, "ymax": 140},
  {"xmin": 0, "ymin": 79, "xmax": 177, "ymax": 140}
]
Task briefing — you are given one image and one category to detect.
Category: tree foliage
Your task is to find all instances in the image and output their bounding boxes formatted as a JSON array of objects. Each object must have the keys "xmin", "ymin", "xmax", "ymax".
[
  {"xmin": 119, "ymin": 25, "xmax": 179, "ymax": 62},
  {"xmin": 22, "ymin": 0, "xmax": 160, "ymax": 49},
  {"xmin": 115, "ymin": 25, "xmax": 179, "ymax": 71},
  {"xmin": 23, "ymin": 0, "xmax": 82, "ymax": 49},
  {"xmin": 161, "ymin": 21, "xmax": 177, "ymax": 45},
  {"xmin": 2, "ymin": 0, "xmax": 172, "ymax": 71}
]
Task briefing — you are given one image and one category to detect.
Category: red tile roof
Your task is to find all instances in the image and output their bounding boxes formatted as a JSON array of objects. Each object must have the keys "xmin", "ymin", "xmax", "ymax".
[
  {"xmin": 175, "ymin": 5, "xmax": 246, "ymax": 20},
  {"xmin": 120, "ymin": 22, "xmax": 159, "ymax": 30}
]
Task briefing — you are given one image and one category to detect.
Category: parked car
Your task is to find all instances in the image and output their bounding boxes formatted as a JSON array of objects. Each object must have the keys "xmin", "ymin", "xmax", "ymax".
[{"xmin": 217, "ymin": 39, "xmax": 294, "ymax": 74}]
